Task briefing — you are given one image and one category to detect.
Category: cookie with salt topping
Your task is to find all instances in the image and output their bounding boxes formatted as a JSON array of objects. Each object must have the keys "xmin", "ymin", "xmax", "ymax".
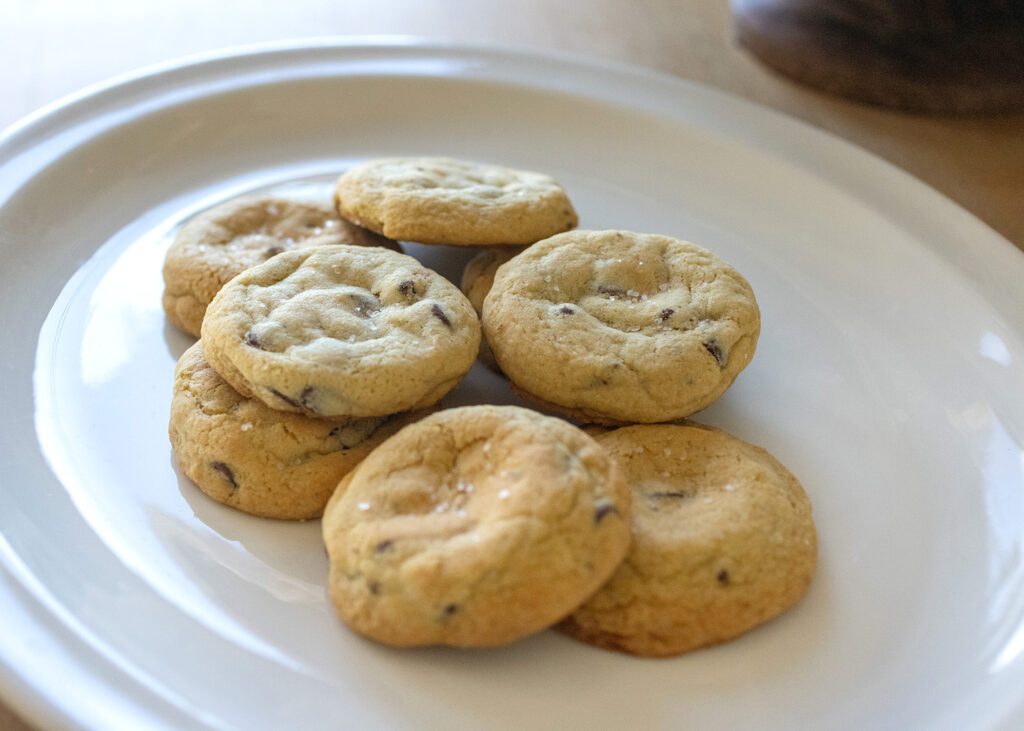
[
  {"xmin": 559, "ymin": 422, "xmax": 817, "ymax": 657},
  {"xmin": 321, "ymin": 405, "xmax": 631, "ymax": 647},
  {"xmin": 200, "ymin": 244, "xmax": 480, "ymax": 418},
  {"xmin": 482, "ymin": 230, "xmax": 760, "ymax": 424},
  {"xmin": 334, "ymin": 157, "xmax": 578, "ymax": 246},
  {"xmin": 169, "ymin": 341, "xmax": 407, "ymax": 520},
  {"xmin": 162, "ymin": 196, "xmax": 397, "ymax": 337}
]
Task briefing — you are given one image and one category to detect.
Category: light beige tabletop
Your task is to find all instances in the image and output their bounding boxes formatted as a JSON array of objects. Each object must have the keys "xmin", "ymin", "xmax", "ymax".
[{"xmin": 1, "ymin": 0, "xmax": 1022, "ymax": 728}]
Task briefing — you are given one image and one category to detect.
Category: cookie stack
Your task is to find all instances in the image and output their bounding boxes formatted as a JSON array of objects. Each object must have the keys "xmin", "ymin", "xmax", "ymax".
[
  {"xmin": 165, "ymin": 197, "xmax": 484, "ymax": 519},
  {"xmin": 165, "ymin": 157, "xmax": 579, "ymax": 519},
  {"xmin": 164, "ymin": 155, "xmax": 817, "ymax": 658},
  {"xmin": 459, "ymin": 229, "xmax": 814, "ymax": 656}
]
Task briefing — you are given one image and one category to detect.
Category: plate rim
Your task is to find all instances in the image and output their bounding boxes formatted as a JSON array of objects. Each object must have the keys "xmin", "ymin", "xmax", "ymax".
[{"xmin": 2, "ymin": 37, "xmax": 1023, "ymax": 731}]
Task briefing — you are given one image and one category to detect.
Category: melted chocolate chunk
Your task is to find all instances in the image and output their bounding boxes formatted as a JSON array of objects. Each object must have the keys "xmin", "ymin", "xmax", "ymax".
[
  {"xmin": 430, "ymin": 303, "xmax": 452, "ymax": 328},
  {"xmin": 264, "ymin": 245, "xmax": 284, "ymax": 258},
  {"xmin": 210, "ymin": 461, "xmax": 238, "ymax": 490},
  {"xmin": 658, "ymin": 308, "xmax": 675, "ymax": 321},
  {"xmin": 245, "ymin": 331, "xmax": 264, "ymax": 349},
  {"xmin": 375, "ymin": 539, "xmax": 394, "ymax": 553},
  {"xmin": 597, "ymin": 284, "xmax": 626, "ymax": 297},
  {"xmin": 398, "ymin": 280, "xmax": 417, "ymax": 297},
  {"xmin": 559, "ymin": 306, "xmax": 575, "ymax": 314},
  {"xmin": 299, "ymin": 386, "xmax": 316, "ymax": 410},
  {"xmin": 704, "ymin": 340, "xmax": 726, "ymax": 367},
  {"xmin": 647, "ymin": 490, "xmax": 691, "ymax": 499},
  {"xmin": 594, "ymin": 502, "xmax": 620, "ymax": 523},
  {"xmin": 268, "ymin": 387, "xmax": 301, "ymax": 409},
  {"xmin": 717, "ymin": 569, "xmax": 731, "ymax": 585}
]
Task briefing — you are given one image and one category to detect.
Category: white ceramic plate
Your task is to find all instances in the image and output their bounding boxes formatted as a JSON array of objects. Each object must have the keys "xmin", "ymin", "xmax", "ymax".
[{"xmin": 2, "ymin": 40, "xmax": 1023, "ymax": 731}]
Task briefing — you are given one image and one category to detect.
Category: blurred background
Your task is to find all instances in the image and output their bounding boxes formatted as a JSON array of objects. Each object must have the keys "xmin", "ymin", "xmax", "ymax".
[{"xmin": 4, "ymin": 0, "xmax": 1022, "ymax": 251}]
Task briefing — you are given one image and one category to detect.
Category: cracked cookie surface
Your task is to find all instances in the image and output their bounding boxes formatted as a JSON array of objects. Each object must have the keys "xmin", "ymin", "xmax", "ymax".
[
  {"xmin": 200, "ymin": 244, "xmax": 480, "ymax": 418},
  {"xmin": 169, "ymin": 341, "xmax": 407, "ymax": 519},
  {"xmin": 482, "ymin": 230, "xmax": 760, "ymax": 423},
  {"xmin": 559, "ymin": 422, "xmax": 817, "ymax": 657},
  {"xmin": 162, "ymin": 196, "xmax": 398, "ymax": 337},
  {"xmin": 321, "ymin": 405, "xmax": 631, "ymax": 647},
  {"xmin": 334, "ymin": 157, "xmax": 578, "ymax": 246}
]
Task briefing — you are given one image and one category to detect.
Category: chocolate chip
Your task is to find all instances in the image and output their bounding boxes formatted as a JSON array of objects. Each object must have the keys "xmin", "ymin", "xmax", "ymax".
[
  {"xmin": 375, "ymin": 539, "xmax": 394, "ymax": 553},
  {"xmin": 648, "ymin": 490, "xmax": 691, "ymax": 499},
  {"xmin": 369, "ymin": 581, "xmax": 380, "ymax": 595},
  {"xmin": 299, "ymin": 386, "xmax": 316, "ymax": 410},
  {"xmin": 245, "ymin": 331, "xmax": 264, "ymax": 349},
  {"xmin": 597, "ymin": 284, "xmax": 626, "ymax": 297},
  {"xmin": 209, "ymin": 461, "xmax": 238, "ymax": 490},
  {"xmin": 264, "ymin": 246, "xmax": 284, "ymax": 258},
  {"xmin": 268, "ymin": 387, "xmax": 301, "ymax": 409},
  {"xmin": 717, "ymin": 569, "xmax": 731, "ymax": 585},
  {"xmin": 559, "ymin": 306, "xmax": 575, "ymax": 314},
  {"xmin": 658, "ymin": 308, "xmax": 675, "ymax": 321},
  {"xmin": 594, "ymin": 502, "xmax": 620, "ymax": 523},
  {"xmin": 398, "ymin": 280, "xmax": 417, "ymax": 296},
  {"xmin": 443, "ymin": 603, "xmax": 458, "ymax": 617},
  {"xmin": 704, "ymin": 340, "xmax": 726, "ymax": 367},
  {"xmin": 431, "ymin": 303, "xmax": 451, "ymax": 328}
]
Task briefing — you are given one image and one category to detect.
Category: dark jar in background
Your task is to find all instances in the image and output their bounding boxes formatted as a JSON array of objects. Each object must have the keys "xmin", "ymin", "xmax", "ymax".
[{"xmin": 732, "ymin": 0, "xmax": 1024, "ymax": 114}]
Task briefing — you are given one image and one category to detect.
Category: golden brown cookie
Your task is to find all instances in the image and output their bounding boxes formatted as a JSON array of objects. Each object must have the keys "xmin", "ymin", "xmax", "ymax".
[
  {"xmin": 558, "ymin": 422, "xmax": 817, "ymax": 657},
  {"xmin": 162, "ymin": 196, "xmax": 398, "ymax": 337},
  {"xmin": 482, "ymin": 230, "xmax": 760, "ymax": 423},
  {"xmin": 334, "ymin": 157, "xmax": 578, "ymax": 246},
  {"xmin": 168, "ymin": 341, "xmax": 409, "ymax": 520},
  {"xmin": 200, "ymin": 245, "xmax": 480, "ymax": 418},
  {"xmin": 321, "ymin": 405, "xmax": 631, "ymax": 648},
  {"xmin": 459, "ymin": 246, "xmax": 526, "ymax": 371}
]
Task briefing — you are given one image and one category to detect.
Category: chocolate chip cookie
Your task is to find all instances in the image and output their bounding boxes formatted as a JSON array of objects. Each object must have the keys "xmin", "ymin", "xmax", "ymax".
[
  {"xmin": 200, "ymin": 244, "xmax": 480, "ymax": 418},
  {"xmin": 559, "ymin": 422, "xmax": 817, "ymax": 657},
  {"xmin": 169, "ymin": 341, "xmax": 407, "ymax": 519},
  {"xmin": 482, "ymin": 230, "xmax": 760, "ymax": 423},
  {"xmin": 162, "ymin": 195, "xmax": 398, "ymax": 337},
  {"xmin": 334, "ymin": 157, "xmax": 578, "ymax": 246},
  {"xmin": 321, "ymin": 405, "xmax": 631, "ymax": 647}
]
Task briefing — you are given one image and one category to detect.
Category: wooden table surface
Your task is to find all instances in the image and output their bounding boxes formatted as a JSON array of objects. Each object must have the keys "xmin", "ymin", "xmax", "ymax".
[{"xmin": 1, "ymin": 0, "xmax": 1021, "ymax": 728}]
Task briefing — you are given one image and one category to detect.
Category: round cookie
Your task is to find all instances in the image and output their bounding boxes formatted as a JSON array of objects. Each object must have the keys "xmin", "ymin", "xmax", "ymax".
[
  {"xmin": 558, "ymin": 422, "xmax": 817, "ymax": 657},
  {"xmin": 169, "ymin": 341, "xmax": 409, "ymax": 520},
  {"xmin": 334, "ymin": 157, "xmax": 578, "ymax": 246},
  {"xmin": 162, "ymin": 196, "xmax": 398, "ymax": 337},
  {"xmin": 482, "ymin": 230, "xmax": 760, "ymax": 424},
  {"xmin": 459, "ymin": 246, "xmax": 526, "ymax": 372},
  {"xmin": 321, "ymin": 405, "xmax": 632, "ymax": 648},
  {"xmin": 200, "ymin": 244, "xmax": 481, "ymax": 418}
]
